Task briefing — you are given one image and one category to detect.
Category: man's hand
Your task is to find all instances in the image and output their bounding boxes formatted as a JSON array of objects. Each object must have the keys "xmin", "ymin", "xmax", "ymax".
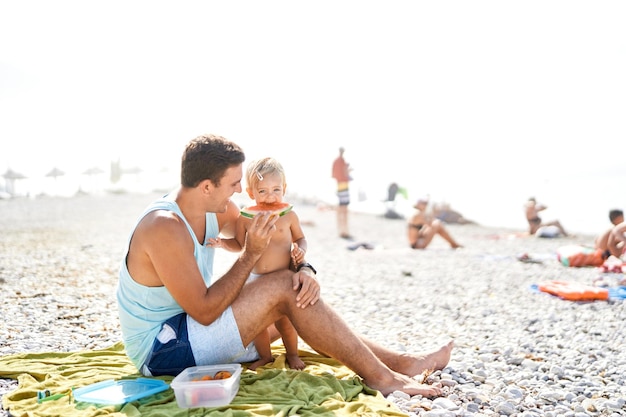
[
  {"xmin": 245, "ymin": 212, "xmax": 278, "ymax": 255},
  {"xmin": 293, "ymin": 267, "xmax": 320, "ymax": 308}
]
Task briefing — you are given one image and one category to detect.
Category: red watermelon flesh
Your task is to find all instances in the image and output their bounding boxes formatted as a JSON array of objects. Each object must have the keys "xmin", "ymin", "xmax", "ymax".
[{"xmin": 240, "ymin": 202, "xmax": 293, "ymax": 218}]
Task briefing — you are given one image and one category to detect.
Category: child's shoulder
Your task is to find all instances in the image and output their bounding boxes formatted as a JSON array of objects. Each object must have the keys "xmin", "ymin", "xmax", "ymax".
[{"xmin": 280, "ymin": 209, "xmax": 299, "ymax": 221}]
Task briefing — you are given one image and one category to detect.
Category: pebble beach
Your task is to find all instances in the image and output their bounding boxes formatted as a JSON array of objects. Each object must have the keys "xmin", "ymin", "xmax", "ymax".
[{"xmin": 1, "ymin": 192, "xmax": 625, "ymax": 416}]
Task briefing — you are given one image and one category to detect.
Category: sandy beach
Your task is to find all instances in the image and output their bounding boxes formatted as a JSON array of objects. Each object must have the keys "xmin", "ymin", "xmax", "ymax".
[{"xmin": 1, "ymin": 192, "xmax": 625, "ymax": 416}]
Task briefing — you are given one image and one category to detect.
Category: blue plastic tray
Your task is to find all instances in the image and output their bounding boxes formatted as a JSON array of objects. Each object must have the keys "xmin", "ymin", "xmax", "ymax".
[{"xmin": 73, "ymin": 378, "xmax": 169, "ymax": 405}]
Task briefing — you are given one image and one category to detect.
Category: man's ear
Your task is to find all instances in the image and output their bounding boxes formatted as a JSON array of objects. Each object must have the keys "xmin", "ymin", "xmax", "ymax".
[{"xmin": 201, "ymin": 179, "xmax": 213, "ymax": 194}]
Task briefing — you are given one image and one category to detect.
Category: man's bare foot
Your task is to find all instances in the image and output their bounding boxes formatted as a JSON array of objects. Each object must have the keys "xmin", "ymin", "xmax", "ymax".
[
  {"xmin": 367, "ymin": 371, "xmax": 443, "ymax": 397},
  {"xmin": 399, "ymin": 340, "xmax": 454, "ymax": 377},
  {"xmin": 248, "ymin": 356, "xmax": 274, "ymax": 371},
  {"xmin": 286, "ymin": 354, "xmax": 306, "ymax": 370}
]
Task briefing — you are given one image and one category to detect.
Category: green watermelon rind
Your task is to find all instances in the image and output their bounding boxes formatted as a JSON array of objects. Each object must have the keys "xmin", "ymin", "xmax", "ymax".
[{"xmin": 240, "ymin": 203, "xmax": 293, "ymax": 219}]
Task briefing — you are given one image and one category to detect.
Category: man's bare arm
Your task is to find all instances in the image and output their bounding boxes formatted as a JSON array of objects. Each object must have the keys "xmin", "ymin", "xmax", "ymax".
[{"xmin": 154, "ymin": 211, "xmax": 278, "ymax": 325}]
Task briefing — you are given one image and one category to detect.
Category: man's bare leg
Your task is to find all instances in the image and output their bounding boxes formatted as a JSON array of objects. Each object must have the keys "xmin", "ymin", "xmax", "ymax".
[
  {"xmin": 361, "ymin": 337, "xmax": 454, "ymax": 377},
  {"xmin": 313, "ymin": 336, "xmax": 453, "ymax": 378},
  {"xmin": 233, "ymin": 273, "xmax": 452, "ymax": 397},
  {"xmin": 337, "ymin": 205, "xmax": 350, "ymax": 237}
]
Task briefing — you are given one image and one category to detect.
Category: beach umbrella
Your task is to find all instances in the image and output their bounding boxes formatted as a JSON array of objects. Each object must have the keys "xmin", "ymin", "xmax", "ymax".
[
  {"xmin": 81, "ymin": 166, "xmax": 106, "ymax": 193},
  {"xmin": 3, "ymin": 168, "xmax": 27, "ymax": 180},
  {"xmin": 2, "ymin": 168, "xmax": 27, "ymax": 195},
  {"xmin": 46, "ymin": 167, "xmax": 65, "ymax": 179},
  {"xmin": 44, "ymin": 167, "xmax": 67, "ymax": 196},
  {"xmin": 82, "ymin": 167, "xmax": 105, "ymax": 176}
]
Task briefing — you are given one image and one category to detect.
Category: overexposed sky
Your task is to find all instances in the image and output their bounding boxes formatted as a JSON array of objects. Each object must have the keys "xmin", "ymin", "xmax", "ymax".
[{"xmin": 1, "ymin": 1, "xmax": 625, "ymax": 220}]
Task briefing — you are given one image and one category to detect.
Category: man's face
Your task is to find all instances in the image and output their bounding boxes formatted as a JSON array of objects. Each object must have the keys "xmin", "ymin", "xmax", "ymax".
[{"xmin": 211, "ymin": 164, "xmax": 243, "ymax": 212}]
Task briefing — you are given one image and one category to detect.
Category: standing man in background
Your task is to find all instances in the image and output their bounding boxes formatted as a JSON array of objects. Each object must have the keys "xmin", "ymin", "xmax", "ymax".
[{"xmin": 332, "ymin": 147, "xmax": 352, "ymax": 239}]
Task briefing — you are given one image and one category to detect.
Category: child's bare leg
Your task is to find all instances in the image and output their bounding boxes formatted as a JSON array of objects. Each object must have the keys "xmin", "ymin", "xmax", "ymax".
[
  {"xmin": 248, "ymin": 328, "xmax": 274, "ymax": 370},
  {"xmin": 275, "ymin": 316, "xmax": 305, "ymax": 370}
]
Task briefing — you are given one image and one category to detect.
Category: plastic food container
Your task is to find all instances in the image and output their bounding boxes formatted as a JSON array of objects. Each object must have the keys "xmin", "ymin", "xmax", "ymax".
[
  {"xmin": 73, "ymin": 378, "xmax": 169, "ymax": 405},
  {"xmin": 170, "ymin": 364, "xmax": 242, "ymax": 408}
]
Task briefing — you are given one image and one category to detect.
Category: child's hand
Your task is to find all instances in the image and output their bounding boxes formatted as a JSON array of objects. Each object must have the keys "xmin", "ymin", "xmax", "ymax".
[
  {"xmin": 205, "ymin": 237, "xmax": 223, "ymax": 248},
  {"xmin": 291, "ymin": 242, "xmax": 306, "ymax": 265}
]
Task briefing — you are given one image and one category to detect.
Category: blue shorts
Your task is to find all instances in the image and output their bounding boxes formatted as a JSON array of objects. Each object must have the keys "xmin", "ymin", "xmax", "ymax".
[
  {"xmin": 142, "ymin": 313, "xmax": 195, "ymax": 376},
  {"xmin": 142, "ymin": 307, "xmax": 259, "ymax": 377}
]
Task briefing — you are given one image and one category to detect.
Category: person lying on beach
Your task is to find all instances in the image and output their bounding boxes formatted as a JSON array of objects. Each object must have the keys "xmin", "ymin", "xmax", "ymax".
[
  {"xmin": 595, "ymin": 209, "xmax": 624, "ymax": 258},
  {"xmin": 524, "ymin": 197, "xmax": 568, "ymax": 237},
  {"xmin": 116, "ymin": 134, "xmax": 453, "ymax": 398},
  {"xmin": 233, "ymin": 157, "xmax": 308, "ymax": 370},
  {"xmin": 432, "ymin": 202, "xmax": 475, "ymax": 225},
  {"xmin": 408, "ymin": 198, "xmax": 462, "ymax": 249}
]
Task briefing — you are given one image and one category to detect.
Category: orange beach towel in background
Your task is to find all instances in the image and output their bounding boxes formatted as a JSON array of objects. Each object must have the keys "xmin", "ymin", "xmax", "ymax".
[
  {"xmin": 556, "ymin": 245, "xmax": 608, "ymax": 267},
  {"xmin": 537, "ymin": 280, "xmax": 609, "ymax": 301}
]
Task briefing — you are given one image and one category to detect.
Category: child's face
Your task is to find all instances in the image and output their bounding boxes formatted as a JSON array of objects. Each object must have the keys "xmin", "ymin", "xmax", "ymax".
[{"xmin": 249, "ymin": 172, "xmax": 285, "ymax": 203}]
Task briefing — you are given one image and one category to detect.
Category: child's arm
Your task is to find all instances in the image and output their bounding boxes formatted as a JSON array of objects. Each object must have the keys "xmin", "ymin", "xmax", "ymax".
[
  {"xmin": 291, "ymin": 240, "xmax": 307, "ymax": 266},
  {"xmin": 205, "ymin": 236, "xmax": 242, "ymax": 252},
  {"xmin": 290, "ymin": 212, "xmax": 308, "ymax": 266},
  {"xmin": 209, "ymin": 200, "xmax": 243, "ymax": 252}
]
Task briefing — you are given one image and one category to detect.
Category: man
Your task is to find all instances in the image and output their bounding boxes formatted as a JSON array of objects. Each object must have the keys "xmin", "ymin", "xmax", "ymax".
[
  {"xmin": 595, "ymin": 209, "xmax": 624, "ymax": 258},
  {"xmin": 117, "ymin": 134, "xmax": 452, "ymax": 397},
  {"xmin": 331, "ymin": 147, "xmax": 352, "ymax": 239}
]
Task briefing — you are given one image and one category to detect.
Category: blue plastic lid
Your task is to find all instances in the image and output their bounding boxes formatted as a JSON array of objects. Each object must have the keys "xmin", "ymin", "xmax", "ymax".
[{"xmin": 73, "ymin": 378, "xmax": 169, "ymax": 405}]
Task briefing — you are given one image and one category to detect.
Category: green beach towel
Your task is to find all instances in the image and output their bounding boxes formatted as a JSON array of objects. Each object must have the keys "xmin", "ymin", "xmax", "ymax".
[{"xmin": 0, "ymin": 342, "xmax": 407, "ymax": 417}]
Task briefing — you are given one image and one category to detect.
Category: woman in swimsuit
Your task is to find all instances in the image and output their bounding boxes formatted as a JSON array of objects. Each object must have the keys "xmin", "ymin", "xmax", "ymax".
[{"xmin": 408, "ymin": 198, "xmax": 462, "ymax": 249}]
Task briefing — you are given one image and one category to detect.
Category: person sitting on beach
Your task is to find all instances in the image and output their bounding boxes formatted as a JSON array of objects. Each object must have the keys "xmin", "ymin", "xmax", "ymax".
[
  {"xmin": 116, "ymin": 134, "xmax": 453, "ymax": 398},
  {"xmin": 610, "ymin": 220, "xmax": 626, "ymax": 259},
  {"xmin": 595, "ymin": 209, "xmax": 624, "ymax": 258},
  {"xmin": 234, "ymin": 157, "xmax": 308, "ymax": 370},
  {"xmin": 408, "ymin": 197, "xmax": 462, "ymax": 249},
  {"xmin": 524, "ymin": 197, "xmax": 568, "ymax": 237}
]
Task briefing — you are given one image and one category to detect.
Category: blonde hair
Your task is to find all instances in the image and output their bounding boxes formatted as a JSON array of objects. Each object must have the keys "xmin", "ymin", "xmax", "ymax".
[{"xmin": 246, "ymin": 157, "xmax": 287, "ymax": 191}]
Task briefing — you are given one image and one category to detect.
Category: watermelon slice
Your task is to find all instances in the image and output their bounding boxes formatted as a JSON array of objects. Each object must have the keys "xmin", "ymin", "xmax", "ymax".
[{"xmin": 240, "ymin": 202, "xmax": 293, "ymax": 219}]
